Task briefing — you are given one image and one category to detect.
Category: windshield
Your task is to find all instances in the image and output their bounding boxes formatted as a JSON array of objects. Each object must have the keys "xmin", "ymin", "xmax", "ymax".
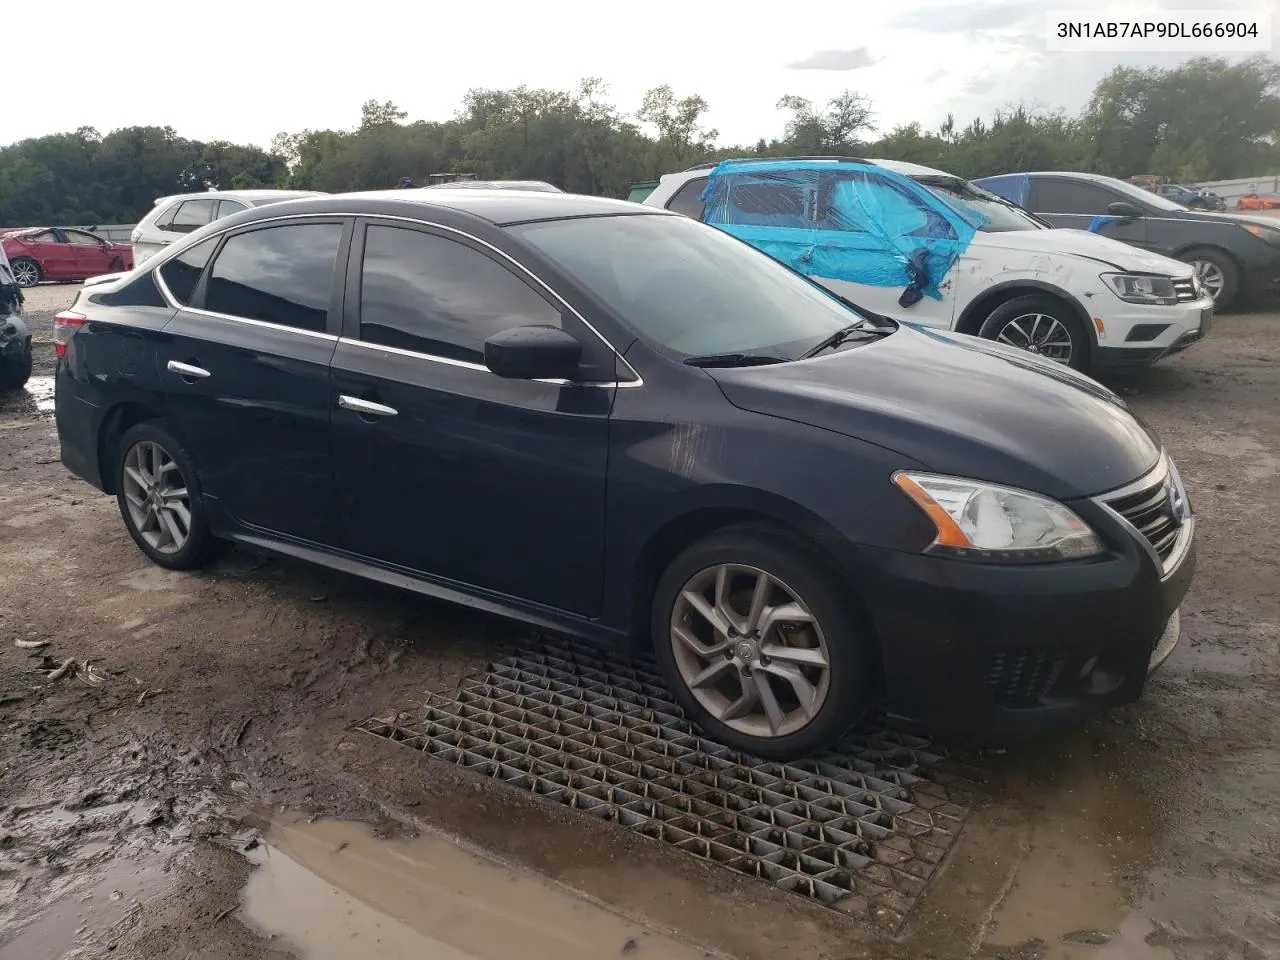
[
  {"xmin": 510, "ymin": 214, "xmax": 872, "ymax": 361},
  {"xmin": 1104, "ymin": 177, "xmax": 1188, "ymax": 212},
  {"xmin": 916, "ymin": 178, "xmax": 1043, "ymax": 232}
]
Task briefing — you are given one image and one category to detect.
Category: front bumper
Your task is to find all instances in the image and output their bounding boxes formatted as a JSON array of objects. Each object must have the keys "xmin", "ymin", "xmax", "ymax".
[
  {"xmin": 824, "ymin": 483, "xmax": 1195, "ymax": 741},
  {"xmin": 1094, "ymin": 295, "xmax": 1214, "ymax": 369}
]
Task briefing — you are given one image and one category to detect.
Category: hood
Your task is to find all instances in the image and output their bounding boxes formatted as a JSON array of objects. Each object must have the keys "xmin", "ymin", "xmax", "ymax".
[
  {"xmin": 709, "ymin": 325, "xmax": 1160, "ymax": 500},
  {"xmin": 971, "ymin": 227, "xmax": 1194, "ymax": 275}
]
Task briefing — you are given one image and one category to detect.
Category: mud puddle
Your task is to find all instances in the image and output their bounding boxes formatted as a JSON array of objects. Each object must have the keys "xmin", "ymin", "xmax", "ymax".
[
  {"xmin": 242, "ymin": 811, "xmax": 715, "ymax": 960},
  {"xmin": 24, "ymin": 376, "xmax": 54, "ymax": 414},
  {"xmin": 0, "ymin": 848, "xmax": 173, "ymax": 960}
]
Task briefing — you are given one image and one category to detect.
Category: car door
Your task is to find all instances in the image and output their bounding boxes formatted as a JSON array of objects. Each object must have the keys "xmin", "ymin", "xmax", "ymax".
[
  {"xmin": 155, "ymin": 217, "xmax": 349, "ymax": 545},
  {"xmin": 329, "ymin": 219, "xmax": 615, "ymax": 616},
  {"xmin": 1029, "ymin": 177, "xmax": 1150, "ymax": 248},
  {"xmin": 24, "ymin": 230, "xmax": 75, "ymax": 279},
  {"xmin": 64, "ymin": 229, "xmax": 115, "ymax": 278}
]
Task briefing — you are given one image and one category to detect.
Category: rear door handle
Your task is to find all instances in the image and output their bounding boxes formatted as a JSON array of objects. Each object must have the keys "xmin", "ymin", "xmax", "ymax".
[
  {"xmin": 166, "ymin": 360, "xmax": 210, "ymax": 379},
  {"xmin": 338, "ymin": 395, "xmax": 398, "ymax": 417}
]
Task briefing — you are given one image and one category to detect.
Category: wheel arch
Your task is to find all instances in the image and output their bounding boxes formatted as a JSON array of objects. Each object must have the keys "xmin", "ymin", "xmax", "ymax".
[
  {"xmin": 97, "ymin": 401, "xmax": 163, "ymax": 494},
  {"xmin": 955, "ymin": 280, "xmax": 1098, "ymax": 350},
  {"xmin": 626, "ymin": 497, "xmax": 882, "ymax": 674}
]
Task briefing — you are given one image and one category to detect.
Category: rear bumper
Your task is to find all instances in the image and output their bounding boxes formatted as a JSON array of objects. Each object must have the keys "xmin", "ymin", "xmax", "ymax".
[
  {"xmin": 823, "ymin": 508, "xmax": 1194, "ymax": 742},
  {"xmin": 54, "ymin": 364, "xmax": 107, "ymax": 490}
]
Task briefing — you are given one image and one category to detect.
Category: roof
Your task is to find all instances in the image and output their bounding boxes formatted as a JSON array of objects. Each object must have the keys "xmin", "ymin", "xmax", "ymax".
[
  {"xmin": 420, "ymin": 180, "xmax": 563, "ymax": 193},
  {"xmin": 861, "ymin": 158, "xmax": 954, "ymax": 179},
  {"xmin": 259, "ymin": 188, "xmax": 665, "ymax": 227},
  {"xmin": 152, "ymin": 189, "xmax": 322, "ymax": 206}
]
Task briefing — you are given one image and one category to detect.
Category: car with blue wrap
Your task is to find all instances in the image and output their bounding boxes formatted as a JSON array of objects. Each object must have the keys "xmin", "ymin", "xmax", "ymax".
[{"xmin": 645, "ymin": 158, "xmax": 1214, "ymax": 374}]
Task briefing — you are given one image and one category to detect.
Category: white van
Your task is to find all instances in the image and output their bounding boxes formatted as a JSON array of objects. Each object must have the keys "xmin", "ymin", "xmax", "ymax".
[{"xmin": 643, "ymin": 157, "xmax": 1213, "ymax": 374}]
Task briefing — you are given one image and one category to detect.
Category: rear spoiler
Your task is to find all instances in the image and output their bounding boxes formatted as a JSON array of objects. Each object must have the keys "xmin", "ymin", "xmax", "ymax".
[{"xmin": 82, "ymin": 272, "xmax": 129, "ymax": 288}]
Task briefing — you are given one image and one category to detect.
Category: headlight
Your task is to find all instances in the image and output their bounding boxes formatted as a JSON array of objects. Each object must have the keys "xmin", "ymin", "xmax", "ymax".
[
  {"xmin": 893, "ymin": 472, "xmax": 1104, "ymax": 562},
  {"xmin": 1239, "ymin": 223, "xmax": 1280, "ymax": 247},
  {"xmin": 1101, "ymin": 273, "xmax": 1177, "ymax": 305}
]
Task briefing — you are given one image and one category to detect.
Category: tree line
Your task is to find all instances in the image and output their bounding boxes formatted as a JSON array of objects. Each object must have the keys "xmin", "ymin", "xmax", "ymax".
[{"xmin": 2, "ymin": 55, "xmax": 1277, "ymax": 226}]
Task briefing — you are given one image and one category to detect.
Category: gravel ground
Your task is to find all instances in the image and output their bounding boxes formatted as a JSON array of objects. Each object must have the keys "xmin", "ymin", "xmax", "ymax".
[{"xmin": 0, "ymin": 284, "xmax": 1278, "ymax": 959}]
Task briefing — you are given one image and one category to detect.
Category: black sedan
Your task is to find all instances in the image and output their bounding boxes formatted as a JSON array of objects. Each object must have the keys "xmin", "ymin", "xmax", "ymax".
[{"xmin": 52, "ymin": 189, "xmax": 1194, "ymax": 759}]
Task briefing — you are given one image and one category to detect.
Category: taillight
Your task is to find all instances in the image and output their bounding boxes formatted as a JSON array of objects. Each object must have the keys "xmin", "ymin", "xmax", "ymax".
[{"xmin": 53, "ymin": 311, "xmax": 86, "ymax": 357}]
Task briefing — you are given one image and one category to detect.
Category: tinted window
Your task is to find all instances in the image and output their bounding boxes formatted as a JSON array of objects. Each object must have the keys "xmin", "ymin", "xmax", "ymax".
[
  {"xmin": 666, "ymin": 178, "xmax": 708, "ymax": 219},
  {"xmin": 205, "ymin": 224, "xmax": 342, "ymax": 332},
  {"xmin": 359, "ymin": 225, "xmax": 560, "ymax": 363},
  {"xmin": 216, "ymin": 200, "xmax": 248, "ymax": 219},
  {"xmin": 168, "ymin": 199, "xmax": 217, "ymax": 233},
  {"xmin": 511, "ymin": 214, "xmax": 863, "ymax": 361},
  {"xmin": 158, "ymin": 237, "xmax": 219, "ymax": 305},
  {"xmin": 1034, "ymin": 179, "xmax": 1117, "ymax": 215}
]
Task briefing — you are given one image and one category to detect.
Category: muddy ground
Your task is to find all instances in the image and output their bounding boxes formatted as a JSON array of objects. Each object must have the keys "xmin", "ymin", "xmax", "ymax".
[{"xmin": 1, "ymin": 282, "xmax": 1278, "ymax": 959}]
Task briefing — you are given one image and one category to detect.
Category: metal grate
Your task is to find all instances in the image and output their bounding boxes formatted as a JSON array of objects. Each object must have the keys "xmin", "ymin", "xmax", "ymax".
[{"xmin": 359, "ymin": 639, "xmax": 978, "ymax": 927}]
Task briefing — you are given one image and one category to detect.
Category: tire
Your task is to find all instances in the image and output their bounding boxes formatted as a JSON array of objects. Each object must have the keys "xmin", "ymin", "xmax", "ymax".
[
  {"xmin": 977, "ymin": 294, "xmax": 1090, "ymax": 371},
  {"xmin": 114, "ymin": 421, "xmax": 218, "ymax": 570},
  {"xmin": 650, "ymin": 523, "xmax": 876, "ymax": 760},
  {"xmin": 10, "ymin": 257, "xmax": 40, "ymax": 288},
  {"xmin": 1178, "ymin": 247, "xmax": 1240, "ymax": 311},
  {"xmin": 0, "ymin": 342, "xmax": 32, "ymax": 391}
]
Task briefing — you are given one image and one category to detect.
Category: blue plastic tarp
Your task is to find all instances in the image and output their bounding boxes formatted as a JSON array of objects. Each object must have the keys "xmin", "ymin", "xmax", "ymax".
[
  {"xmin": 971, "ymin": 174, "xmax": 1030, "ymax": 207},
  {"xmin": 700, "ymin": 160, "xmax": 985, "ymax": 302}
]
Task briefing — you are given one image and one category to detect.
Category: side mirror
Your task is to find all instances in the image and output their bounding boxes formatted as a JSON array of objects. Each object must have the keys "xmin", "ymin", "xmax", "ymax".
[
  {"xmin": 1107, "ymin": 201, "xmax": 1142, "ymax": 219},
  {"xmin": 484, "ymin": 325, "xmax": 583, "ymax": 380}
]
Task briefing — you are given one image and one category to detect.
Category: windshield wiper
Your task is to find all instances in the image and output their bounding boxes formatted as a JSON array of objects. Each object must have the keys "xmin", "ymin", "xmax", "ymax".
[
  {"xmin": 682, "ymin": 353, "xmax": 787, "ymax": 368},
  {"xmin": 799, "ymin": 322, "xmax": 882, "ymax": 359}
]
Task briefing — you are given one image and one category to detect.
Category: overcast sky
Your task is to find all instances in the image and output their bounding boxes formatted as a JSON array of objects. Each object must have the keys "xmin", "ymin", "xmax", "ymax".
[{"xmin": 15, "ymin": 0, "xmax": 1279, "ymax": 150}]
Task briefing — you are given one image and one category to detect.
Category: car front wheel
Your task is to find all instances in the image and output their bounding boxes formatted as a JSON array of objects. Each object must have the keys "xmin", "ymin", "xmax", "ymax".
[
  {"xmin": 115, "ymin": 422, "xmax": 217, "ymax": 570},
  {"xmin": 978, "ymin": 294, "xmax": 1089, "ymax": 370},
  {"xmin": 651, "ymin": 524, "xmax": 875, "ymax": 760}
]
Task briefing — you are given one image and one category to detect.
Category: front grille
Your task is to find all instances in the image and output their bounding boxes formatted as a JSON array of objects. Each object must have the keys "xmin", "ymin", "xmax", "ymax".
[
  {"xmin": 988, "ymin": 647, "xmax": 1067, "ymax": 708},
  {"xmin": 1172, "ymin": 278, "xmax": 1197, "ymax": 301},
  {"xmin": 1105, "ymin": 477, "xmax": 1182, "ymax": 562}
]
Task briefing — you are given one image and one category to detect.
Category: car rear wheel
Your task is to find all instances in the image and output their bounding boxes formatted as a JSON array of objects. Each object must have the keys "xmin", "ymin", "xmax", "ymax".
[
  {"xmin": 977, "ymin": 294, "xmax": 1089, "ymax": 370},
  {"xmin": 115, "ymin": 422, "xmax": 217, "ymax": 570},
  {"xmin": 10, "ymin": 258, "xmax": 40, "ymax": 287},
  {"xmin": 1180, "ymin": 247, "xmax": 1239, "ymax": 311},
  {"xmin": 651, "ymin": 524, "xmax": 875, "ymax": 760}
]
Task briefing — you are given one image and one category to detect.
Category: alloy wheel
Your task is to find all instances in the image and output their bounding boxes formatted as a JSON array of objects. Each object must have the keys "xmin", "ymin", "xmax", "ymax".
[
  {"xmin": 995, "ymin": 312, "xmax": 1074, "ymax": 364},
  {"xmin": 1189, "ymin": 259, "xmax": 1225, "ymax": 300},
  {"xmin": 669, "ymin": 563, "xmax": 831, "ymax": 740},
  {"xmin": 11, "ymin": 260, "xmax": 39, "ymax": 287},
  {"xmin": 122, "ymin": 440, "xmax": 192, "ymax": 555}
]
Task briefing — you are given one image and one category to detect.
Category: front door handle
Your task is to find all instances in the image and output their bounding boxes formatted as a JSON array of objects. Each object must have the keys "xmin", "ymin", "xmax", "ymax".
[
  {"xmin": 338, "ymin": 395, "xmax": 398, "ymax": 417},
  {"xmin": 166, "ymin": 360, "xmax": 210, "ymax": 379}
]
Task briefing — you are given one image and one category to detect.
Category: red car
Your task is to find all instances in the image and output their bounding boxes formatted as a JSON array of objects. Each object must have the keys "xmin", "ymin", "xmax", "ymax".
[{"xmin": 1, "ymin": 227, "xmax": 134, "ymax": 287}]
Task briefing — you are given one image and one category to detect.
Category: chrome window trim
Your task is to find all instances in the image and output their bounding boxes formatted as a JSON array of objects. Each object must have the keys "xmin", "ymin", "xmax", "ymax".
[
  {"xmin": 1093, "ymin": 453, "xmax": 1193, "ymax": 580},
  {"xmin": 147, "ymin": 210, "xmax": 643, "ymax": 386},
  {"xmin": 337, "ymin": 336, "xmax": 633, "ymax": 387},
  {"xmin": 155, "ymin": 267, "xmax": 339, "ymax": 342}
]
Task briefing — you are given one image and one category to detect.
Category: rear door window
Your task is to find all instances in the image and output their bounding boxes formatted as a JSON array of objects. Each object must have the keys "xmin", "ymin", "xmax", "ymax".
[
  {"xmin": 216, "ymin": 199, "xmax": 249, "ymax": 220},
  {"xmin": 203, "ymin": 223, "xmax": 343, "ymax": 332}
]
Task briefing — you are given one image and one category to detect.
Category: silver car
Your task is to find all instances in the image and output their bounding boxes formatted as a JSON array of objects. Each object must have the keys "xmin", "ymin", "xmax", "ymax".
[{"xmin": 130, "ymin": 189, "xmax": 323, "ymax": 265}]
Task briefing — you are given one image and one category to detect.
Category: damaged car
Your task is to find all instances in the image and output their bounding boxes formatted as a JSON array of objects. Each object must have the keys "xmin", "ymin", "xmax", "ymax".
[
  {"xmin": 0, "ymin": 245, "xmax": 32, "ymax": 390},
  {"xmin": 645, "ymin": 158, "xmax": 1214, "ymax": 374}
]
